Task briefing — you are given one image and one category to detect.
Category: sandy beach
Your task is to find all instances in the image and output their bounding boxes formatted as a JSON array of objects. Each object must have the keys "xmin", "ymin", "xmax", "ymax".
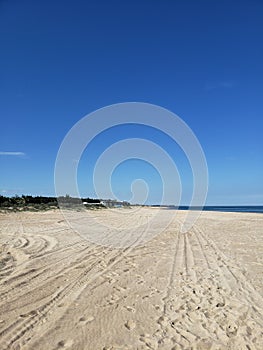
[{"xmin": 0, "ymin": 208, "xmax": 262, "ymax": 349}]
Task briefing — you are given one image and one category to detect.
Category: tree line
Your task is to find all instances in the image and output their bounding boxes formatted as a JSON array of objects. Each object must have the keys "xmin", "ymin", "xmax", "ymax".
[{"xmin": 0, "ymin": 195, "xmax": 101, "ymax": 210}]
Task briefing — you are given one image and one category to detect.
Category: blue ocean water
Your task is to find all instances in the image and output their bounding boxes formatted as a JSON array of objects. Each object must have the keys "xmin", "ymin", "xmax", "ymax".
[
  {"xmin": 201, "ymin": 206, "xmax": 263, "ymax": 214},
  {"xmin": 166, "ymin": 206, "xmax": 263, "ymax": 214}
]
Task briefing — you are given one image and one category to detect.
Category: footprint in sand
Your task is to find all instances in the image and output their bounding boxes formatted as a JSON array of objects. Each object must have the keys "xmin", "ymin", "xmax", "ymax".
[
  {"xmin": 57, "ymin": 339, "xmax": 74, "ymax": 349},
  {"xmin": 113, "ymin": 285, "xmax": 127, "ymax": 293},
  {"xmin": 139, "ymin": 334, "xmax": 158, "ymax": 349},
  {"xmin": 226, "ymin": 322, "xmax": 238, "ymax": 337},
  {"xmin": 135, "ymin": 275, "xmax": 145, "ymax": 285},
  {"xmin": 124, "ymin": 305, "xmax": 135, "ymax": 313},
  {"xmin": 103, "ymin": 345, "xmax": 132, "ymax": 350},
  {"xmin": 125, "ymin": 319, "xmax": 136, "ymax": 330},
  {"xmin": 79, "ymin": 315, "xmax": 94, "ymax": 324}
]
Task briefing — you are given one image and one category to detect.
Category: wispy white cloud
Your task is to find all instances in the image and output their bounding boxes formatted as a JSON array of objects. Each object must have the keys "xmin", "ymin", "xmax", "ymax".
[{"xmin": 0, "ymin": 151, "xmax": 25, "ymax": 156}]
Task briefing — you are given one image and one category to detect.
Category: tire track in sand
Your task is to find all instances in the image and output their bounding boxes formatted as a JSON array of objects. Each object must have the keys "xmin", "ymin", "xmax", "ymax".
[
  {"xmin": 140, "ymin": 218, "xmax": 263, "ymax": 350},
  {"xmin": 26, "ymin": 214, "xmax": 152, "ymax": 350},
  {"xmin": 0, "ymin": 213, "xmax": 151, "ymax": 350},
  {"xmin": 158, "ymin": 224, "xmax": 263, "ymax": 350},
  {"xmin": 0, "ymin": 211, "xmax": 141, "ymax": 303}
]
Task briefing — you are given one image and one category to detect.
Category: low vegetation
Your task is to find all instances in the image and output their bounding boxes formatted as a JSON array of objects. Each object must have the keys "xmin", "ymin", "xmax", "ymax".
[{"xmin": 0, "ymin": 195, "xmax": 105, "ymax": 212}]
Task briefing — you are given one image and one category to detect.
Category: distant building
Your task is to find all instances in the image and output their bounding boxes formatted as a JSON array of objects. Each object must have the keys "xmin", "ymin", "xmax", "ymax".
[
  {"xmin": 83, "ymin": 201, "xmax": 102, "ymax": 206},
  {"xmin": 101, "ymin": 199, "xmax": 130, "ymax": 208}
]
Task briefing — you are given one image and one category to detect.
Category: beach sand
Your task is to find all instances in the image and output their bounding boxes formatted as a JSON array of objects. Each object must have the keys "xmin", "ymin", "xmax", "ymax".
[{"xmin": 0, "ymin": 208, "xmax": 262, "ymax": 349}]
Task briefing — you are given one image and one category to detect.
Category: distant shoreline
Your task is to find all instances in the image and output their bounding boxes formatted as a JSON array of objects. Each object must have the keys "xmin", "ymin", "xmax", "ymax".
[
  {"xmin": 1, "ymin": 194, "xmax": 262, "ymax": 214},
  {"xmin": 153, "ymin": 205, "xmax": 263, "ymax": 214}
]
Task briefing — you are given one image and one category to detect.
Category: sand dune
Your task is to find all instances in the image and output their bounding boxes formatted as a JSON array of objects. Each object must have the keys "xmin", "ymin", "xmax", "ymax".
[{"xmin": 0, "ymin": 208, "xmax": 262, "ymax": 349}]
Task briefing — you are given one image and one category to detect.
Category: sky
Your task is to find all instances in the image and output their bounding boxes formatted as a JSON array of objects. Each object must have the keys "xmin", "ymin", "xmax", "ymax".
[{"xmin": 0, "ymin": 0, "xmax": 262, "ymax": 205}]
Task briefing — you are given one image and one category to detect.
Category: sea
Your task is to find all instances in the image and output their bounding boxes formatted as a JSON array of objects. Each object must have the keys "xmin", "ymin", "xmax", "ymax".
[{"xmin": 165, "ymin": 206, "xmax": 263, "ymax": 214}]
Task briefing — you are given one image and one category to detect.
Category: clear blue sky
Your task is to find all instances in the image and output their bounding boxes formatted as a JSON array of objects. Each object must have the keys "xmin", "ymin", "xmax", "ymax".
[{"xmin": 0, "ymin": 0, "xmax": 262, "ymax": 205}]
